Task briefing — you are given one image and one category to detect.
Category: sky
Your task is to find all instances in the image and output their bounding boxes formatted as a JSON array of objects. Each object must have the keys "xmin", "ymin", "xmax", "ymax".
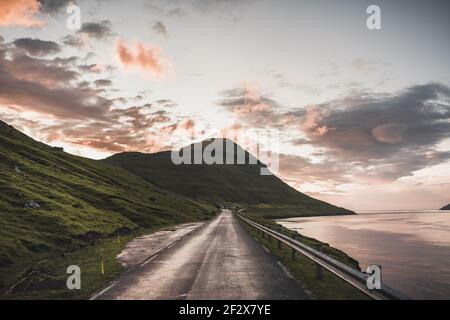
[{"xmin": 0, "ymin": 0, "xmax": 449, "ymax": 211}]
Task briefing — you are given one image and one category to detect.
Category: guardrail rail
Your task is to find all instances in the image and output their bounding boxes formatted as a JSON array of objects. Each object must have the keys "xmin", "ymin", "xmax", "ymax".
[{"xmin": 237, "ymin": 213, "xmax": 409, "ymax": 300}]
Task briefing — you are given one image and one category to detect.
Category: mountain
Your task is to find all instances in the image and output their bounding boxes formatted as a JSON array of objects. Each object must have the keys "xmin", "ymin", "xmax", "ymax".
[
  {"xmin": 0, "ymin": 121, "xmax": 352, "ymax": 297},
  {"xmin": 105, "ymin": 138, "xmax": 353, "ymax": 217},
  {"xmin": 0, "ymin": 120, "xmax": 214, "ymax": 270},
  {"xmin": 441, "ymin": 204, "xmax": 450, "ymax": 210}
]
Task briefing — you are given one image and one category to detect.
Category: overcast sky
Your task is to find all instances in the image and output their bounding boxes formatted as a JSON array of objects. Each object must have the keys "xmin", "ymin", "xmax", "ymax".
[{"xmin": 1, "ymin": 0, "xmax": 449, "ymax": 210}]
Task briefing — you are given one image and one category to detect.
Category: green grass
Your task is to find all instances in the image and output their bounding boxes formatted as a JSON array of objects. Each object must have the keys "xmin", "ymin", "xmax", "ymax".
[
  {"xmin": 1, "ymin": 223, "xmax": 189, "ymax": 300},
  {"xmin": 0, "ymin": 121, "xmax": 216, "ymax": 297},
  {"xmin": 239, "ymin": 218, "xmax": 370, "ymax": 300},
  {"xmin": 2, "ymin": 232, "xmax": 132, "ymax": 300}
]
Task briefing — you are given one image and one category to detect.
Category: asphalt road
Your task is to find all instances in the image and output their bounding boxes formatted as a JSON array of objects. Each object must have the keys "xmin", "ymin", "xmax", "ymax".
[{"xmin": 95, "ymin": 210, "xmax": 308, "ymax": 300}]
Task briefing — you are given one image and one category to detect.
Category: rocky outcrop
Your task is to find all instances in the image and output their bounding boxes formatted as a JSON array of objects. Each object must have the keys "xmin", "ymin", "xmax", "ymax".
[{"xmin": 24, "ymin": 200, "xmax": 40, "ymax": 209}]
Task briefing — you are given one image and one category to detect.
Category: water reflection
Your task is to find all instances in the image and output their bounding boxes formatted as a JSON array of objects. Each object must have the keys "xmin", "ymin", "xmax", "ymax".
[{"xmin": 277, "ymin": 211, "xmax": 450, "ymax": 300}]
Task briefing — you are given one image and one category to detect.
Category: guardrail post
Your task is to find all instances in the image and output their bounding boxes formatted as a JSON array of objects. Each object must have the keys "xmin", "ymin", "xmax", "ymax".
[
  {"xmin": 277, "ymin": 239, "xmax": 282, "ymax": 250},
  {"xmin": 291, "ymin": 248, "xmax": 296, "ymax": 261},
  {"xmin": 316, "ymin": 246, "xmax": 323, "ymax": 280},
  {"xmin": 316, "ymin": 263, "xmax": 323, "ymax": 280}
]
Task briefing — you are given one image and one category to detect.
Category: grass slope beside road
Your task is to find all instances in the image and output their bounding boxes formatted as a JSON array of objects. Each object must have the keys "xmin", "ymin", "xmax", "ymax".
[{"xmin": 0, "ymin": 120, "xmax": 216, "ymax": 298}]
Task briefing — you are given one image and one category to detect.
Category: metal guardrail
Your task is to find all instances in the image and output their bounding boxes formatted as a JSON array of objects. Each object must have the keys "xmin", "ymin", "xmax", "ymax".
[{"xmin": 237, "ymin": 214, "xmax": 409, "ymax": 300}]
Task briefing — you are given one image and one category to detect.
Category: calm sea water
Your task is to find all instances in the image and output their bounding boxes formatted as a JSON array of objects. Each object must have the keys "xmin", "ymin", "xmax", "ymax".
[{"xmin": 277, "ymin": 210, "xmax": 450, "ymax": 300}]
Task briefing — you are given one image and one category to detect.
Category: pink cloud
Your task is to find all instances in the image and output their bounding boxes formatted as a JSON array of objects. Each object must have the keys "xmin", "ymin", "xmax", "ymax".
[
  {"xmin": 301, "ymin": 106, "xmax": 328, "ymax": 136},
  {"xmin": 180, "ymin": 118, "xmax": 195, "ymax": 130},
  {"xmin": 372, "ymin": 123, "xmax": 407, "ymax": 144},
  {"xmin": 115, "ymin": 39, "xmax": 172, "ymax": 78},
  {"xmin": 0, "ymin": 0, "xmax": 45, "ymax": 27},
  {"xmin": 233, "ymin": 82, "xmax": 271, "ymax": 114}
]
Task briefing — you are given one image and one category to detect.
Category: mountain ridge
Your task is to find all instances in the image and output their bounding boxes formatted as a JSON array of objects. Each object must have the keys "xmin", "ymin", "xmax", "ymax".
[
  {"xmin": 105, "ymin": 138, "xmax": 353, "ymax": 217},
  {"xmin": 0, "ymin": 120, "xmax": 214, "ymax": 270}
]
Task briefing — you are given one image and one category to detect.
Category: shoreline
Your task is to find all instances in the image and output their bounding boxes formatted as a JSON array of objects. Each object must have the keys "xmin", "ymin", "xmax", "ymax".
[{"xmin": 276, "ymin": 211, "xmax": 450, "ymax": 299}]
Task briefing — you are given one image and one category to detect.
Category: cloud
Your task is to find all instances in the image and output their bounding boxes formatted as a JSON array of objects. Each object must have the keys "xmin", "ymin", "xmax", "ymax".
[
  {"xmin": 219, "ymin": 82, "xmax": 450, "ymax": 183},
  {"xmin": 152, "ymin": 0, "xmax": 256, "ymax": 16},
  {"xmin": 94, "ymin": 79, "xmax": 112, "ymax": 87},
  {"xmin": 277, "ymin": 153, "xmax": 352, "ymax": 187},
  {"xmin": 180, "ymin": 118, "xmax": 195, "ymax": 130},
  {"xmin": 2, "ymin": 53, "xmax": 79, "ymax": 87},
  {"xmin": 115, "ymin": 39, "xmax": 172, "ymax": 78},
  {"xmin": 0, "ymin": 44, "xmax": 109, "ymax": 120},
  {"xmin": 352, "ymin": 57, "xmax": 387, "ymax": 73},
  {"xmin": 372, "ymin": 123, "xmax": 407, "ymax": 143},
  {"xmin": 161, "ymin": 117, "xmax": 196, "ymax": 134},
  {"xmin": 37, "ymin": 103, "xmax": 188, "ymax": 153},
  {"xmin": 267, "ymin": 70, "xmax": 322, "ymax": 95},
  {"xmin": 218, "ymin": 82, "xmax": 290, "ymax": 128},
  {"xmin": 35, "ymin": 109, "xmax": 176, "ymax": 154},
  {"xmin": 301, "ymin": 107, "xmax": 328, "ymax": 136},
  {"xmin": 63, "ymin": 20, "xmax": 114, "ymax": 48},
  {"xmin": 0, "ymin": 0, "xmax": 44, "ymax": 27},
  {"xmin": 155, "ymin": 99, "xmax": 177, "ymax": 108},
  {"xmin": 152, "ymin": 21, "xmax": 169, "ymax": 37},
  {"xmin": 13, "ymin": 38, "xmax": 60, "ymax": 56},
  {"xmin": 78, "ymin": 63, "xmax": 114, "ymax": 74},
  {"xmin": 0, "ymin": 38, "xmax": 184, "ymax": 154},
  {"xmin": 78, "ymin": 20, "xmax": 114, "ymax": 39},
  {"xmin": 294, "ymin": 83, "xmax": 450, "ymax": 180},
  {"xmin": 63, "ymin": 34, "xmax": 85, "ymax": 48},
  {"xmin": 301, "ymin": 84, "xmax": 450, "ymax": 154},
  {"xmin": 38, "ymin": 0, "xmax": 71, "ymax": 13}
]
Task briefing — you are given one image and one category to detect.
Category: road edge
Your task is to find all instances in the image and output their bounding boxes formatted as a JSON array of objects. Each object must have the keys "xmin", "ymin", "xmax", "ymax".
[{"xmin": 89, "ymin": 219, "xmax": 212, "ymax": 300}]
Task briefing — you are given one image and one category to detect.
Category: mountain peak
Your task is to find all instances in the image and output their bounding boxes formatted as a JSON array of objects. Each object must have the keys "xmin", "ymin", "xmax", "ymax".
[
  {"xmin": 173, "ymin": 137, "xmax": 262, "ymax": 167},
  {"xmin": 105, "ymin": 141, "xmax": 353, "ymax": 216}
]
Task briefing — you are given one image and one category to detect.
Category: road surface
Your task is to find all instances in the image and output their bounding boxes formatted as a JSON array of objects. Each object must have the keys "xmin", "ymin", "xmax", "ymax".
[{"xmin": 95, "ymin": 210, "xmax": 308, "ymax": 300}]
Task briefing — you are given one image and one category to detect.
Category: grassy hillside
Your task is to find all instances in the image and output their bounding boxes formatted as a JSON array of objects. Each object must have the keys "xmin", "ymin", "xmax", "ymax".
[
  {"xmin": 105, "ymin": 139, "xmax": 353, "ymax": 217},
  {"xmin": 0, "ymin": 120, "xmax": 215, "ymax": 295}
]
